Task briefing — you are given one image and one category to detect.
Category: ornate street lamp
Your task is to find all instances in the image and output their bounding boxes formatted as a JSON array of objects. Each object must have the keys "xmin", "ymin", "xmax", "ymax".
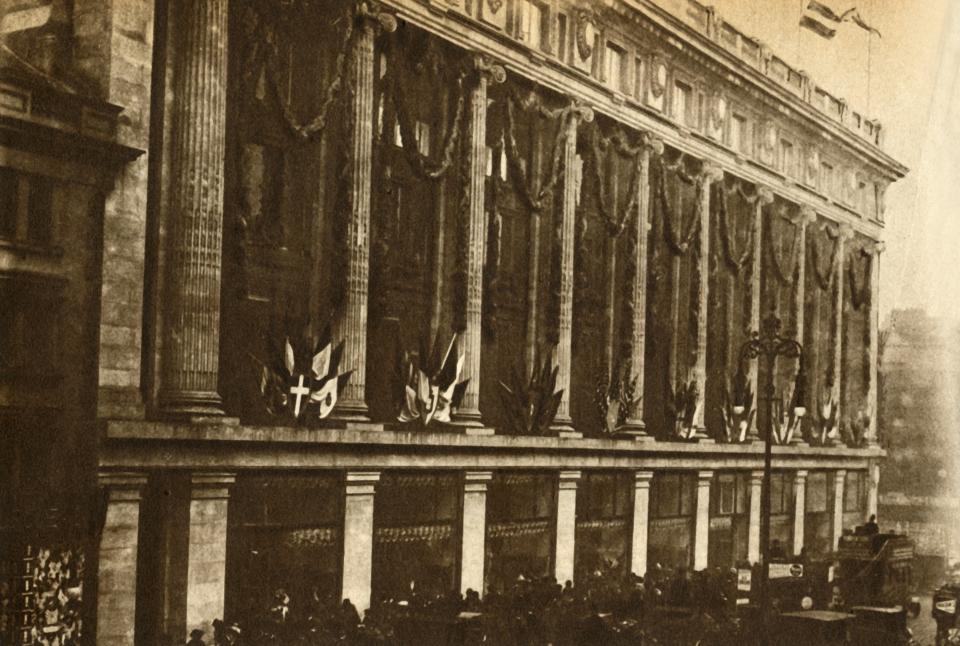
[{"xmin": 738, "ymin": 313, "xmax": 805, "ymax": 646}]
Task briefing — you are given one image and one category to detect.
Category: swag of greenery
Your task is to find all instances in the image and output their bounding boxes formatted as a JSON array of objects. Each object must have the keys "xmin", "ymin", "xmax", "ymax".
[
  {"xmin": 498, "ymin": 352, "xmax": 564, "ymax": 436},
  {"xmin": 594, "ymin": 364, "xmax": 642, "ymax": 435}
]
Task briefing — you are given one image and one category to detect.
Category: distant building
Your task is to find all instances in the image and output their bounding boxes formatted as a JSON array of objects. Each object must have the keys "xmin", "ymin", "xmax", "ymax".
[
  {"xmin": 0, "ymin": 0, "xmax": 906, "ymax": 642},
  {"xmin": 880, "ymin": 308, "xmax": 960, "ymax": 580}
]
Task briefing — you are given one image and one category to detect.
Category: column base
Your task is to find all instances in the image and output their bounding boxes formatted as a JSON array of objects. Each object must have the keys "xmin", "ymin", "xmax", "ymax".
[
  {"xmin": 158, "ymin": 390, "xmax": 224, "ymax": 418},
  {"xmin": 789, "ymin": 438, "xmax": 809, "ymax": 447},
  {"xmin": 331, "ymin": 398, "xmax": 370, "ymax": 423},
  {"xmin": 550, "ymin": 413, "xmax": 578, "ymax": 437},
  {"xmin": 451, "ymin": 408, "xmax": 484, "ymax": 428},
  {"xmin": 445, "ymin": 424, "xmax": 496, "ymax": 437},
  {"xmin": 617, "ymin": 425, "xmax": 656, "ymax": 442}
]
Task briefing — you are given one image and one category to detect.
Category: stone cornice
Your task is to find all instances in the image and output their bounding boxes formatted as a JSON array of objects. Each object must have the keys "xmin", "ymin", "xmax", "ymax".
[
  {"xmin": 377, "ymin": 0, "xmax": 894, "ymax": 241},
  {"xmin": 100, "ymin": 420, "xmax": 884, "ymax": 472}
]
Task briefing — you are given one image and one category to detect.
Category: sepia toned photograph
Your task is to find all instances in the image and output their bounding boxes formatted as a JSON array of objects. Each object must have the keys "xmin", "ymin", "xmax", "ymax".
[{"xmin": 1, "ymin": 0, "xmax": 958, "ymax": 643}]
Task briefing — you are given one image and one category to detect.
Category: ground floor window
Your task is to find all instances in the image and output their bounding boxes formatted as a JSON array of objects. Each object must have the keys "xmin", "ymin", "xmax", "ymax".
[
  {"xmin": 649, "ymin": 472, "xmax": 695, "ymax": 570},
  {"xmin": 371, "ymin": 471, "xmax": 460, "ymax": 602},
  {"xmin": 485, "ymin": 472, "xmax": 556, "ymax": 591},
  {"xmin": 769, "ymin": 472, "xmax": 794, "ymax": 556},
  {"xmin": 708, "ymin": 472, "xmax": 750, "ymax": 568},
  {"xmin": 225, "ymin": 472, "xmax": 343, "ymax": 621},
  {"xmin": 805, "ymin": 471, "xmax": 833, "ymax": 556},
  {"xmin": 843, "ymin": 470, "xmax": 867, "ymax": 531},
  {"xmin": 574, "ymin": 471, "xmax": 631, "ymax": 579}
]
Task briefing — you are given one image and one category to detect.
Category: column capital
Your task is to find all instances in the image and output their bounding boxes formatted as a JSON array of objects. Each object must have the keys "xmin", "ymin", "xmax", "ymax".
[
  {"xmin": 697, "ymin": 470, "xmax": 714, "ymax": 484},
  {"xmin": 641, "ymin": 132, "xmax": 665, "ymax": 156},
  {"xmin": 869, "ymin": 240, "xmax": 886, "ymax": 256},
  {"xmin": 699, "ymin": 161, "xmax": 724, "ymax": 184},
  {"xmin": 749, "ymin": 470, "xmax": 764, "ymax": 485},
  {"xmin": 794, "ymin": 469, "xmax": 809, "ymax": 483},
  {"xmin": 358, "ymin": 1, "xmax": 397, "ymax": 33},
  {"xmin": 796, "ymin": 205, "xmax": 818, "ymax": 226},
  {"xmin": 836, "ymin": 222, "xmax": 855, "ymax": 240},
  {"xmin": 98, "ymin": 471, "xmax": 148, "ymax": 501},
  {"xmin": 570, "ymin": 102, "xmax": 594, "ymax": 124},
  {"xmin": 191, "ymin": 472, "xmax": 236, "ymax": 499},
  {"xmin": 464, "ymin": 470, "xmax": 493, "ymax": 493},
  {"xmin": 834, "ymin": 469, "xmax": 847, "ymax": 483},
  {"xmin": 756, "ymin": 185, "xmax": 775, "ymax": 206},
  {"xmin": 634, "ymin": 470, "xmax": 654, "ymax": 488},
  {"xmin": 472, "ymin": 53, "xmax": 506, "ymax": 84},
  {"xmin": 559, "ymin": 470, "xmax": 582, "ymax": 489},
  {"xmin": 345, "ymin": 470, "xmax": 380, "ymax": 496}
]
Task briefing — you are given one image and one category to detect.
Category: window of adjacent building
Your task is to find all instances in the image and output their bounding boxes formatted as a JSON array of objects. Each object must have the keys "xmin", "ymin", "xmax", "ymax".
[
  {"xmin": 0, "ymin": 169, "xmax": 55, "ymax": 247},
  {"xmin": 518, "ymin": 0, "xmax": 545, "ymax": 52},
  {"xmin": 806, "ymin": 472, "xmax": 828, "ymax": 513},
  {"xmin": 673, "ymin": 80, "xmax": 693, "ymax": 126},
  {"xmin": 0, "ymin": 280, "xmax": 63, "ymax": 376},
  {"xmin": 556, "ymin": 12, "xmax": 568, "ymax": 61},
  {"xmin": 605, "ymin": 43, "xmax": 625, "ymax": 92}
]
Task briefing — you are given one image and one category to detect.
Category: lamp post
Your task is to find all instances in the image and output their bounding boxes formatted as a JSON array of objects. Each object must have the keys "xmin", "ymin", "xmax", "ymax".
[{"xmin": 738, "ymin": 313, "xmax": 804, "ymax": 646}]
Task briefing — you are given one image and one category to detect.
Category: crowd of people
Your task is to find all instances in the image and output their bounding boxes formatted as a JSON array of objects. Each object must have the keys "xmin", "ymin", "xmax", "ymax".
[{"xmin": 202, "ymin": 563, "xmax": 747, "ymax": 646}]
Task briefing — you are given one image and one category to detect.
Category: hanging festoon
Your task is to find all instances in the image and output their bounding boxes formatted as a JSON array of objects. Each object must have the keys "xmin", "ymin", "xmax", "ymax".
[
  {"xmin": 766, "ymin": 206, "xmax": 801, "ymax": 287},
  {"xmin": 252, "ymin": 325, "xmax": 353, "ymax": 423},
  {"xmin": 810, "ymin": 224, "xmax": 840, "ymax": 291},
  {"xmin": 717, "ymin": 184, "xmax": 756, "ymax": 276},
  {"xmin": 396, "ymin": 333, "xmax": 469, "ymax": 427},
  {"xmin": 847, "ymin": 245, "xmax": 872, "ymax": 311},
  {"xmin": 719, "ymin": 368, "xmax": 754, "ymax": 443}
]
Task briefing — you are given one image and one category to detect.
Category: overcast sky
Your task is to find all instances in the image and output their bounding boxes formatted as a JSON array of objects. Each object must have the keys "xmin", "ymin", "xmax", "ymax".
[{"xmin": 705, "ymin": 0, "xmax": 960, "ymax": 323}]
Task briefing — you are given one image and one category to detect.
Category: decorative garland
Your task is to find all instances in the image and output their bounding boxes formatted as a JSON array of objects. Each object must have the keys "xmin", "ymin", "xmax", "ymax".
[
  {"xmin": 847, "ymin": 247, "xmax": 872, "ymax": 310},
  {"xmin": 263, "ymin": 4, "xmax": 357, "ymax": 141},
  {"xmin": 388, "ymin": 57, "xmax": 469, "ymax": 180},
  {"xmin": 502, "ymin": 91, "xmax": 571, "ymax": 213},
  {"xmin": 766, "ymin": 210, "xmax": 800, "ymax": 287},
  {"xmin": 587, "ymin": 122, "xmax": 643, "ymax": 238},
  {"xmin": 657, "ymin": 160, "xmax": 700, "ymax": 256},
  {"xmin": 810, "ymin": 226, "xmax": 839, "ymax": 291},
  {"xmin": 716, "ymin": 187, "xmax": 753, "ymax": 275}
]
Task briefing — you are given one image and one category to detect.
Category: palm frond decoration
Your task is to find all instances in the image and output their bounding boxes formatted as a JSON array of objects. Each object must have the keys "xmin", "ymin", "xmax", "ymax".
[
  {"xmin": 667, "ymin": 379, "xmax": 700, "ymax": 441},
  {"xmin": 595, "ymin": 364, "xmax": 642, "ymax": 435},
  {"xmin": 498, "ymin": 352, "xmax": 563, "ymax": 436},
  {"xmin": 843, "ymin": 409, "xmax": 870, "ymax": 448},
  {"xmin": 251, "ymin": 322, "xmax": 352, "ymax": 423},
  {"xmin": 770, "ymin": 367, "xmax": 806, "ymax": 445},
  {"xmin": 719, "ymin": 369, "xmax": 754, "ymax": 443},
  {"xmin": 396, "ymin": 333, "xmax": 469, "ymax": 427}
]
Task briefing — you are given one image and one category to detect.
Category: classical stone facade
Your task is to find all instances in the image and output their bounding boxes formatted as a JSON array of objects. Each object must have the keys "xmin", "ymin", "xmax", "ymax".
[{"xmin": 0, "ymin": 0, "xmax": 905, "ymax": 642}]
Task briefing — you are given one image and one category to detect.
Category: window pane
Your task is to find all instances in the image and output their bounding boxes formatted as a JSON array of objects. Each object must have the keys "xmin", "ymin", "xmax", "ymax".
[
  {"xmin": 679, "ymin": 473, "xmax": 695, "ymax": 516},
  {"xmin": 0, "ymin": 168, "xmax": 17, "ymax": 239},
  {"xmin": 656, "ymin": 474, "xmax": 680, "ymax": 517},
  {"xmin": 719, "ymin": 475, "xmax": 735, "ymax": 515},
  {"xmin": 806, "ymin": 472, "xmax": 828, "ymax": 513}
]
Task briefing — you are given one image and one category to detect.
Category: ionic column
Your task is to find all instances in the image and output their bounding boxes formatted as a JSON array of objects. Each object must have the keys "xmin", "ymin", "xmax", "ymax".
[
  {"xmin": 555, "ymin": 470, "xmax": 581, "ymax": 584},
  {"xmin": 332, "ymin": 8, "xmax": 396, "ymax": 420},
  {"xmin": 460, "ymin": 471, "xmax": 493, "ymax": 595},
  {"xmin": 95, "ymin": 472, "xmax": 148, "ymax": 646},
  {"xmin": 831, "ymin": 469, "xmax": 846, "ymax": 551},
  {"xmin": 185, "ymin": 473, "xmax": 235, "ymax": 639},
  {"xmin": 747, "ymin": 469, "xmax": 763, "ymax": 564},
  {"xmin": 620, "ymin": 136, "xmax": 663, "ymax": 440},
  {"xmin": 829, "ymin": 224, "xmax": 854, "ymax": 436},
  {"xmin": 341, "ymin": 471, "xmax": 380, "ymax": 614},
  {"xmin": 691, "ymin": 163, "xmax": 724, "ymax": 440},
  {"xmin": 454, "ymin": 56, "xmax": 504, "ymax": 426},
  {"xmin": 792, "ymin": 470, "xmax": 807, "ymax": 556},
  {"xmin": 158, "ymin": 0, "xmax": 229, "ymax": 416},
  {"xmin": 694, "ymin": 470, "xmax": 713, "ymax": 570},
  {"xmin": 552, "ymin": 106, "xmax": 593, "ymax": 431},
  {"xmin": 790, "ymin": 207, "xmax": 817, "ymax": 446},
  {"xmin": 630, "ymin": 470, "xmax": 654, "ymax": 575},
  {"xmin": 746, "ymin": 187, "xmax": 774, "ymax": 442},
  {"xmin": 866, "ymin": 241, "xmax": 885, "ymax": 446}
]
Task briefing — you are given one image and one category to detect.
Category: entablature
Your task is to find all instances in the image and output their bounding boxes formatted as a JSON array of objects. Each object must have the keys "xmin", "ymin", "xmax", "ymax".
[{"xmin": 379, "ymin": 0, "xmax": 905, "ymax": 240}]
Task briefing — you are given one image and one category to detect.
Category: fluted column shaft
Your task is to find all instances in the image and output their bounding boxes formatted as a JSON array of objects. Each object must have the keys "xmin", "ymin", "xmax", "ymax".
[
  {"xmin": 455, "ymin": 57, "xmax": 504, "ymax": 425},
  {"xmin": 692, "ymin": 164, "xmax": 723, "ymax": 439},
  {"xmin": 630, "ymin": 471, "xmax": 654, "ymax": 575},
  {"xmin": 830, "ymin": 225, "xmax": 854, "ymax": 435},
  {"xmin": 790, "ymin": 208, "xmax": 817, "ymax": 445},
  {"xmin": 333, "ymin": 10, "xmax": 395, "ymax": 419},
  {"xmin": 159, "ymin": 0, "xmax": 229, "ymax": 416},
  {"xmin": 621, "ymin": 136, "xmax": 661, "ymax": 439},
  {"xmin": 746, "ymin": 187, "xmax": 774, "ymax": 441},
  {"xmin": 866, "ymin": 241, "xmax": 884, "ymax": 445},
  {"xmin": 552, "ymin": 107, "xmax": 593, "ymax": 430}
]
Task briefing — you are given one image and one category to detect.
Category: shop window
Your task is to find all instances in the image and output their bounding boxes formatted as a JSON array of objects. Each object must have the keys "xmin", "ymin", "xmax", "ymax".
[
  {"xmin": 806, "ymin": 472, "xmax": 828, "ymax": 513},
  {"xmin": 0, "ymin": 169, "xmax": 56, "ymax": 247},
  {"xmin": 844, "ymin": 471, "xmax": 864, "ymax": 512},
  {"xmin": 0, "ymin": 279, "xmax": 62, "ymax": 377},
  {"xmin": 652, "ymin": 472, "xmax": 695, "ymax": 518},
  {"xmin": 0, "ymin": 167, "xmax": 16, "ymax": 239}
]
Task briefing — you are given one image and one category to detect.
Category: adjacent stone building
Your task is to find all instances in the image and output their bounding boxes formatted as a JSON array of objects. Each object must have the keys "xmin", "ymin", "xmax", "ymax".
[{"xmin": 0, "ymin": 0, "xmax": 906, "ymax": 642}]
